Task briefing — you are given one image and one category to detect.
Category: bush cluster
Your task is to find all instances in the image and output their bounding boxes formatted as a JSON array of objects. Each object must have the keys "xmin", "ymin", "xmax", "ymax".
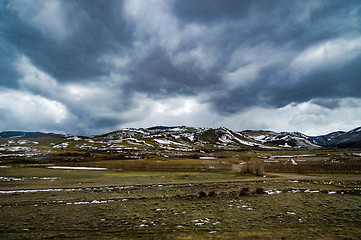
[
  {"xmin": 208, "ymin": 190, "xmax": 216, "ymax": 197},
  {"xmin": 198, "ymin": 190, "xmax": 207, "ymax": 198},
  {"xmin": 239, "ymin": 187, "xmax": 250, "ymax": 196},
  {"xmin": 240, "ymin": 156, "xmax": 264, "ymax": 176},
  {"xmin": 198, "ymin": 190, "xmax": 217, "ymax": 197},
  {"xmin": 255, "ymin": 187, "xmax": 264, "ymax": 194}
]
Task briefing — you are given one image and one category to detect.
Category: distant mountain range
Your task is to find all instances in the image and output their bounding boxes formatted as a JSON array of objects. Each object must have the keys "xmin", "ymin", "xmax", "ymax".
[
  {"xmin": 307, "ymin": 127, "xmax": 361, "ymax": 148},
  {"xmin": 1, "ymin": 126, "xmax": 361, "ymax": 149},
  {"xmin": 0, "ymin": 131, "xmax": 63, "ymax": 139},
  {"xmin": 243, "ymin": 126, "xmax": 361, "ymax": 149}
]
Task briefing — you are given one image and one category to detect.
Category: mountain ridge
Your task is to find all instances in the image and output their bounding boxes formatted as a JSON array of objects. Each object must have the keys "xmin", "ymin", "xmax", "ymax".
[{"xmin": 1, "ymin": 126, "xmax": 361, "ymax": 149}]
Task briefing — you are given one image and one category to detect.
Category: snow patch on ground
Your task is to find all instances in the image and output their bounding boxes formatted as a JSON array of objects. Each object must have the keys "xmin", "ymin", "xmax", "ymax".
[
  {"xmin": 67, "ymin": 199, "xmax": 114, "ymax": 205},
  {"xmin": 0, "ymin": 188, "xmax": 80, "ymax": 194},
  {"xmin": 47, "ymin": 166, "xmax": 108, "ymax": 171},
  {"xmin": 53, "ymin": 142, "xmax": 69, "ymax": 148},
  {"xmin": 6, "ymin": 146, "xmax": 34, "ymax": 152},
  {"xmin": 187, "ymin": 135, "xmax": 195, "ymax": 141},
  {"xmin": 265, "ymin": 190, "xmax": 282, "ymax": 195},
  {"xmin": 0, "ymin": 176, "xmax": 57, "ymax": 182},
  {"xmin": 154, "ymin": 139, "xmax": 187, "ymax": 146},
  {"xmin": 199, "ymin": 156, "xmax": 217, "ymax": 160},
  {"xmin": 249, "ymin": 135, "xmax": 267, "ymax": 143},
  {"xmin": 285, "ymin": 159, "xmax": 298, "ymax": 165},
  {"xmin": 67, "ymin": 136, "xmax": 82, "ymax": 141}
]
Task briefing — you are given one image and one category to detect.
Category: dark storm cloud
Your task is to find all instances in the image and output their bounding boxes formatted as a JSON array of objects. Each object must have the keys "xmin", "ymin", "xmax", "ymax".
[
  {"xmin": 170, "ymin": 0, "xmax": 361, "ymax": 113},
  {"xmin": 125, "ymin": 46, "xmax": 223, "ymax": 96},
  {"xmin": 0, "ymin": 0, "xmax": 360, "ymax": 134},
  {"xmin": 0, "ymin": 47, "xmax": 20, "ymax": 88},
  {"xmin": 0, "ymin": 0, "xmax": 135, "ymax": 134},
  {"xmin": 173, "ymin": 0, "xmax": 257, "ymax": 23},
  {"xmin": 0, "ymin": 0, "xmax": 131, "ymax": 82},
  {"xmin": 211, "ymin": 50, "xmax": 361, "ymax": 114},
  {"xmin": 173, "ymin": 0, "xmax": 359, "ymax": 45}
]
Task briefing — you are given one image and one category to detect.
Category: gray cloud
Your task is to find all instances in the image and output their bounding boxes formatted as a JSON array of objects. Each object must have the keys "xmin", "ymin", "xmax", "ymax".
[
  {"xmin": 0, "ymin": 0, "xmax": 360, "ymax": 135},
  {"xmin": 1, "ymin": 0, "xmax": 131, "ymax": 82}
]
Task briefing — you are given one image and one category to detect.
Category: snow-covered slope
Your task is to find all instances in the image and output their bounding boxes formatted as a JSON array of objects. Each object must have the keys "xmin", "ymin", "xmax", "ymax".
[
  {"xmin": 241, "ymin": 130, "xmax": 320, "ymax": 149},
  {"xmin": 308, "ymin": 127, "xmax": 361, "ymax": 148},
  {"xmin": 1, "ymin": 126, "xmax": 360, "ymax": 155},
  {"xmin": 95, "ymin": 126, "xmax": 277, "ymax": 150}
]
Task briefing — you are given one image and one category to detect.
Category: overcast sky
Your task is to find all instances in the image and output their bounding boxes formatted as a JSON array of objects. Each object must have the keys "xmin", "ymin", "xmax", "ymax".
[{"xmin": 1, "ymin": 0, "xmax": 361, "ymax": 136}]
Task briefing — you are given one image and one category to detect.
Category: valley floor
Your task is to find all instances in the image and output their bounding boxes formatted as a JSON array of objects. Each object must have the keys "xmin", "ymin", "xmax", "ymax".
[{"xmin": 1, "ymin": 166, "xmax": 361, "ymax": 239}]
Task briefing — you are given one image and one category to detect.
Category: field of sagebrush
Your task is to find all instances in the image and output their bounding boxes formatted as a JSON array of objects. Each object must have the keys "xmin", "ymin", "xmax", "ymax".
[{"xmin": 1, "ymin": 164, "xmax": 361, "ymax": 239}]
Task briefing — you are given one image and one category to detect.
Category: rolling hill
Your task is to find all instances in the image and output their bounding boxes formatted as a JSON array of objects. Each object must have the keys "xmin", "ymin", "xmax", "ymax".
[{"xmin": 1, "ymin": 126, "xmax": 361, "ymax": 152}]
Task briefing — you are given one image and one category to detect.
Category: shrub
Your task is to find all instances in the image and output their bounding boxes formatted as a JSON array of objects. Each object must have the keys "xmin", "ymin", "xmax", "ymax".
[
  {"xmin": 255, "ymin": 187, "xmax": 264, "ymax": 194},
  {"xmin": 191, "ymin": 153, "xmax": 200, "ymax": 159},
  {"xmin": 239, "ymin": 187, "xmax": 250, "ymax": 196},
  {"xmin": 240, "ymin": 156, "xmax": 264, "ymax": 176},
  {"xmin": 252, "ymin": 158, "xmax": 264, "ymax": 176},
  {"xmin": 208, "ymin": 190, "xmax": 216, "ymax": 197},
  {"xmin": 198, "ymin": 190, "xmax": 207, "ymax": 198}
]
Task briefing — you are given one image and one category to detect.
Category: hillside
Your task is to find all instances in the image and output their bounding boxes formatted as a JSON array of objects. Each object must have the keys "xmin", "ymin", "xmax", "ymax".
[
  {"xmin": 308, "ymin": 127, "xmax": 361, "ymax": 148},
  {"xmin": 0, "ymin": 126, "xmax": 360, "ymax": 164},
  {"xmin": 240, "ymin": 130, "xmax": 319, "ymax": 149}
]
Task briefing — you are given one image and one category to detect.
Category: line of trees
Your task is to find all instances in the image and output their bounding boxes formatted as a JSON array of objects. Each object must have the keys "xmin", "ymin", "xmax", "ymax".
[{"xmin": 264, "ymin": 160, "xmax": 361, "ymax": 173}]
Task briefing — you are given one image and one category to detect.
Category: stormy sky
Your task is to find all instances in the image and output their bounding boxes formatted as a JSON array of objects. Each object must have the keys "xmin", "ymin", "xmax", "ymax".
[{"xmin": 1, "ymin": 0, "xmax": 361, "ymax": 136}]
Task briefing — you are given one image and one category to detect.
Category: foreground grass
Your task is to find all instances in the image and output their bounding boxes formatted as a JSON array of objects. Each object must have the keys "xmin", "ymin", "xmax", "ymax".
[
  {"xmin": 0, "ymin": 167, "xmax": 360, "ymax": 239},
  {"xmin": 1, "ymin": 183, "xmax": 360, "ymax": 239}
]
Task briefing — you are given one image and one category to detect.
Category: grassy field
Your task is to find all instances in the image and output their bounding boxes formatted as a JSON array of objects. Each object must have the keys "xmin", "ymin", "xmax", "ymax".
[
  {"xmin": 2, "ymin": 189, "xmax": 361, "ymax": 239},
  {"xmin": 1, "ymin": 164, "xmax": 361, "ymax": 239},
  {"xmin": 2, "ymin": 129, "xmax": 361, "ymax": 238},
  {"xmin": 0, "ymin": 165, "xmax": 259, "ymax": 189}
]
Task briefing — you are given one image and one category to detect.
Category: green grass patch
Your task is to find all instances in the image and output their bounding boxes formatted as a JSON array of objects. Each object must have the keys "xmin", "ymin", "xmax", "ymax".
[
  {"xmin": 1, "ymin": 181, "xmax": 360, "ymax": 239},
  {"xmin": 0, "ymin": 165, "xmax": 257, "ymax": 189}
]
